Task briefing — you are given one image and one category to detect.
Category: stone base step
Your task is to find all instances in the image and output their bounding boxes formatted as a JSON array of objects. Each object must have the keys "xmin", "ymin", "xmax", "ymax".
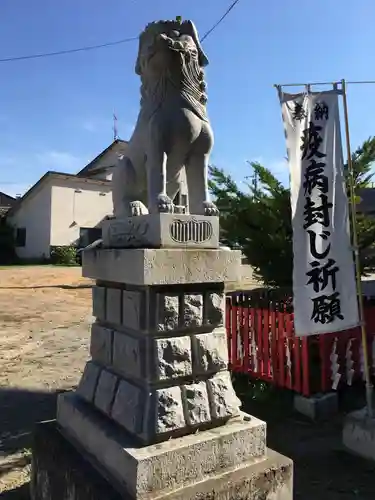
[
  {"xmin": 57, "ymin": 392, "xmax": 269, "ymax": 499},
  {"xmin": 31, "ymin": 419, "xmax": 293, "ymax": 500}
]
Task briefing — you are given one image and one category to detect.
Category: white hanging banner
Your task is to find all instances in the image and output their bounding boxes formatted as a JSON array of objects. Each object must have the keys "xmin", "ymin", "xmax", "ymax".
[{"xmin": 280, "ymin": 89, "xmax": 359, "ymax": 336}]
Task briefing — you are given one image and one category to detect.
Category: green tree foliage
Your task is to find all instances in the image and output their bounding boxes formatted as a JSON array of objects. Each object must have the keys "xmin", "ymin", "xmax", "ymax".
[
  {"xmin": 350, "ymin": 138, "xmax": 375, "ymax": 274},
  {"xmin": 209, "ymin": 137, "xmax": 375, "ymax": 288}
]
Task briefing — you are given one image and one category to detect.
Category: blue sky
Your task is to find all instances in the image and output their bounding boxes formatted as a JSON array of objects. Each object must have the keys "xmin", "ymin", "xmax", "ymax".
[{"xmin": 1, "ymin": 0, "xmax": 375, "ymax": 196}]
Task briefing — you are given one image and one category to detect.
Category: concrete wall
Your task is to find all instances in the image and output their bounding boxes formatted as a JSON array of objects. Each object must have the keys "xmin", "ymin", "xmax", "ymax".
[
  {"xmin": 50, "ymin": 179, "xmax": 113, "ymax": 247},
  {"xmin": 8, "ymin": 182, "xmax": 52, "ymax": 260}
]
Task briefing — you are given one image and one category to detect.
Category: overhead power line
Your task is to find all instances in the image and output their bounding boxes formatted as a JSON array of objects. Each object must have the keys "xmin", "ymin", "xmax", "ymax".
[
  {"xmin": 0, "ymin": 0, "xmax": 242, "ymax": 63},
  {"xmin": 201, "ymin": 0, "xmax": 241, "ymax": 42},
  {"xmin": 0, "ymin": 36, "xmax": 139, "ymax": 63}
]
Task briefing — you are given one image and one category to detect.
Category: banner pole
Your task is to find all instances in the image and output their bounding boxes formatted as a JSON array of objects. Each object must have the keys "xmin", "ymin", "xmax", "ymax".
[{"xmin": 341, "ymin": 78, "xmax": 373, "ymax": 417}]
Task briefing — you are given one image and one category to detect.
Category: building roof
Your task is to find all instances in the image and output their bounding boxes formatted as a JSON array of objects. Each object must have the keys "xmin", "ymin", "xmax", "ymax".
[
  {"xmin": 6, "ymin": 171, "xmax": 111, "ymax": 218},
  {"xmin": 0, "ymin": 191, "xmax": 16, "ymax": 211},
  {"xmin": 0, "ymin": 191, "xmax": 16, "ymax": 202},
  {"xmin": 76, "ymin": 138, "xmax": 128, "ymax": 177}
]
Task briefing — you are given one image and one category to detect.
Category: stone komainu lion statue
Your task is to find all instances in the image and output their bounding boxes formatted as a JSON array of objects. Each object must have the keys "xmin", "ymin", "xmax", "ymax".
[{"xmin": 112, "ymin": 19, "xmax": 219, "ymax": 217}]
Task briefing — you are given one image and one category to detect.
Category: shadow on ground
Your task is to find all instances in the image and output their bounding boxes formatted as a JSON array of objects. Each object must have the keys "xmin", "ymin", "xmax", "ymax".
[
  {"xmin": 234, "ymin": 375, "xmax": 375, "ymax": 500},
  {"xmin": 2, "ymin": 382, "xmax": 375, "ymax": 499},
  {"xmin": 0, "ymin": 387, "xmax": 68, "ymax": 457},
  {"xmin": 265, "ymin": 411, "xmax": 375, "ymax": 499},
  {"xmin": 0, "ymin": 483, "xmax": 29, "ymax": 499},
  {"xmin": 0, "ymin": 388, "xmax": 67, "ymax": 498}
]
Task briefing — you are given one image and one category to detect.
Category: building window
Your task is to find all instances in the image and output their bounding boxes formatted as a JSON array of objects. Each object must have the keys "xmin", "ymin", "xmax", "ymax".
[{"xmin": 15, "ymin": 227, "xmax": 26, "ymax": 247}]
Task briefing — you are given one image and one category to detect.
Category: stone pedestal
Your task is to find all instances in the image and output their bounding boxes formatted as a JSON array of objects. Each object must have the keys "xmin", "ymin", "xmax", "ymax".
[
  {"xmin": 294, "ymin": 392, "xmax": 338, "ymax": 420},
  {"xmin": 32, "ymin": 214, "xmax": 293, "ymax": 499},
  {"xmin": 343, "ymin": 407, "xmax": 375, "ymax": 461},
  {"xmin": 32, "ymin": 421, "xmax": 293, "ymax": 500}
]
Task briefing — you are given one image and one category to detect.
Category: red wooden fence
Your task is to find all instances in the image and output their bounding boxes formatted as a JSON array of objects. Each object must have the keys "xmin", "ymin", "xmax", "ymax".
[{"xmin": 226, "ymin": 292, "xmax": 375, "ymax": 397}]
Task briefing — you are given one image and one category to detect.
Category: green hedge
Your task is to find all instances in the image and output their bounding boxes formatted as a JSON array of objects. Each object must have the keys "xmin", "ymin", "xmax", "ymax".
[{"xmin": 50, "ymin": 246, "xmax": 79, "ymax": 266}]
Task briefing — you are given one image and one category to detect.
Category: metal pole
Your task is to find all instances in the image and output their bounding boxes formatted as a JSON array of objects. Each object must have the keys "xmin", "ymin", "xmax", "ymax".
[
  {"xmin": 347, "ymin": 80, "xmax": 375, "ymax": 85},
  {"xmin": 341, "ymin": 78, "xmax": 373, "ymax": 417},
  {"xmin": 274, "ymin": 80, "xmax": 375, "ymax": 89},
  {"xmin": 274, "ymin": 81, "xmax": 340, "ymax": 88}
]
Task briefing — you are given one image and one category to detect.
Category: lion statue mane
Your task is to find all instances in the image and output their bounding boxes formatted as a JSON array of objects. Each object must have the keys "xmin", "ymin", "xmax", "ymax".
[{"xmin": 112, "ymin": 19, "xmax": 218, "ymax": 217}]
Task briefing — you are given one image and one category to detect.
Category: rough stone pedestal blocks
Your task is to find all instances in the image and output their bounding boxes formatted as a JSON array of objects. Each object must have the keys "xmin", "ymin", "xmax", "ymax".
[
  {"xmin": 52, "ymin": 216, "xmax": 292, "ymax": 499},
  {"xmin": 112, "ymin": 330, "xmax": 143, "ymax": 379},
  {"xmin": 192, "ymin": 329, "xmax": 228, "ymax": 374},
  {"xmin": 90, "ymin": 323, "xmax": 112, "ymax": 367},
  {"xmin": 59, "ymin": 246, "xmax": 245, "ymax": 445},
  {"xmin": 155, "ymin": 336, "xmax": 193, "ymax": 380}
]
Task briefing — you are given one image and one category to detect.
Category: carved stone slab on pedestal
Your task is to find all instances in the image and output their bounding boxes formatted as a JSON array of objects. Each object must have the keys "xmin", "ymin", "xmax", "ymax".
[
  {"xmin": 112, "ymin": 330, "xmax": 144, "ymax": 379},
  {"xmin": 101, "ymin": 214, "xmax": 219, "ymax": 249},
  {"xmin": 92, "ymin": 286, "xmax": 106, "ymax": 320},
  {"xmin": 94, "ymin": 370, "xmax": 118, "ymax": 415},
  {"xmin": 83, "ymin": 248, "xmax": 242, "ymax": 286},
  {"xmin": 90, "ymin": 323, "xmax": 113, "ymax": 367},
  {"xmin": 76, "ymin": 361, "xmax": 101, "ymax": 403},
  {"xmin": 106, "ymin": 288, "xmax": 122, "ymax": 324},
  {"xmin": 111, "ymin": 379, "xmax": 145, "ymax": 434}
]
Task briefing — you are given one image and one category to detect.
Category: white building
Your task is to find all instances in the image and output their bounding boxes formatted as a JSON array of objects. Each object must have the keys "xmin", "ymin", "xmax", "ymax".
[{"xmin": 7, "ymin": 139, "xmax": 128, "ymax": 260}]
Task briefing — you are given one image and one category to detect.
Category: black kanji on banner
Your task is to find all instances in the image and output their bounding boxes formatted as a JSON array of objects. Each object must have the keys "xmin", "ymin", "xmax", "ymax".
[
  {"xmin": 314, "ymin": 101, "xmax": 329, "ymax": 121},
  {"xmin": 303, "ymin": 160, "xmax": 328, "ymax": 196},
  {"xmin": 310, "ymin": 292, "xmax": 344, "ymax": 324},
  {"xmin": 303, "ymin": 195, "xmax": 333, "ymax": 230},
  {"xmin": 296, "ymin": 98, "xmax": 344, "ymax": 325},
  {"xmin": 292, "ymin": 101, "xmax": 307, "ymax": 121},
  {"xmin": 307, "ymin": 230, "xmax": 331, "ymax": 260},
  {"xmin": 301, "ymin": 122, "xmax": 327, "ymax": 160},
  {"xmin": 306, "ymin": 258, "xmax": 339, "ymax": 293}
]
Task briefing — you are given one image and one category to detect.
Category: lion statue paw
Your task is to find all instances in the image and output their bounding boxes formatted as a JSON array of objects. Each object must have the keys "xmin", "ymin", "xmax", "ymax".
[
  {"xmin": 129, "ymin": 201, "xmax": 149, "ymax": 216},
  {"xmin": 203, "ymin": 201, "xmax": 219, "ymax": 216},
  {"xmin": 157, "ymin": 194, "xmax": 174, "ymax": 213}
]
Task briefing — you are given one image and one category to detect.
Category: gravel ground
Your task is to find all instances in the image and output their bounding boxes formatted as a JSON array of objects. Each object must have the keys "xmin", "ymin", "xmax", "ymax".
[{"xmin": 0, "ymin": 266, "xmax": 92, "ymax": 495}]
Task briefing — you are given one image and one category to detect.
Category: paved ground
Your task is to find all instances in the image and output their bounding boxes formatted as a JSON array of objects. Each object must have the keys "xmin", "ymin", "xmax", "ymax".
[{"xmin": 0, "ymin": 266, "xmax": 375, "ymax": 498}]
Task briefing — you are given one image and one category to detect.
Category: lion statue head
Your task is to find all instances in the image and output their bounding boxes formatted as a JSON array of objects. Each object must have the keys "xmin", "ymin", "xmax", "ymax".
[{"xmin": 135, "ymin": 20, "xmax": 210, "ymax": 122}]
